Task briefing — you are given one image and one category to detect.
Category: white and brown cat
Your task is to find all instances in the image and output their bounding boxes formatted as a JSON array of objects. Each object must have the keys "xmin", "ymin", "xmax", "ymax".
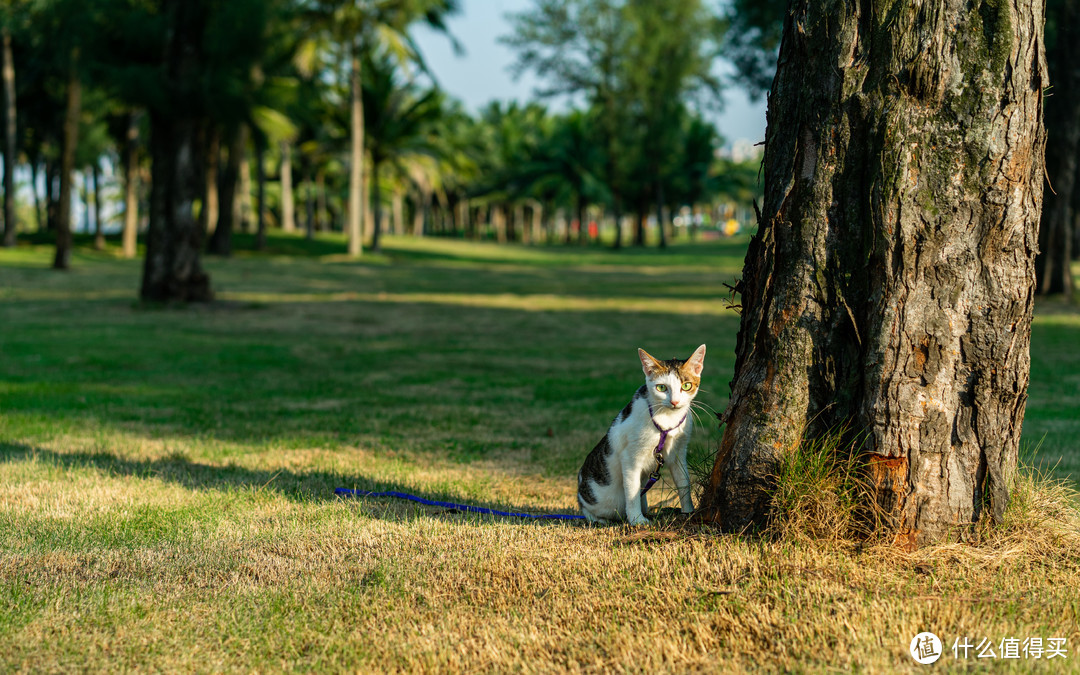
[{"xmin": 577, "ymin": 345, "xmax": 706, "ymax": 525}]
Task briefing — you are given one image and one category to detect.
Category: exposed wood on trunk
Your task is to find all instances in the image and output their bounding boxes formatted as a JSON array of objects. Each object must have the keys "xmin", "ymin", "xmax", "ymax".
[{"xmin": 698, "ymin": 0, "xmax": 1047, "ymax": 547}]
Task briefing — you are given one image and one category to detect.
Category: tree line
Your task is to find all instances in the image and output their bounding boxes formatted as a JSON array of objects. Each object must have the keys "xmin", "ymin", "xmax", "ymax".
[{"xmin": 0, "ymin": 0, "xmax": 762, "ymax": 301}]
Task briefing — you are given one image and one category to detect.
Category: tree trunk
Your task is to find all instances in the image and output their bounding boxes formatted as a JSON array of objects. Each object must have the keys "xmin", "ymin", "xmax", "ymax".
[
  {"xmin": 207, "ymin": 124, "xmax": 244, "ymax": 256},
  {"xmin": 634, "ymin": 207, "xmax": 645, "ymax": 246},
  {"xmin": 280, "ymin": 141, "xmax": 295, "ymax": 233},
  {"xmin": 392, "ymin": 190, "xmax": 404, "ymax": 236},
  {"xmin": 371, "ymin": 160, "xmax": 383, "ymax": 252},
  {"xmin": 140, "ymin": 0, "xmax": 212, "ymax": 302},
  {"xmin": 1, "ymin": 27, "xmax": 16, "ymax": 247},
  {"xmin": 656, "ymin": 181, "xmax": 667, "ymax": 249},
  {"xmin": 530, "ymin": 200, "xmax": 543, "ymax": 243},
  {"xmin": 53, "ymin": 48, "xmax": 81, "ymax": 270},
  {"xmin": 697, "ymin": 0, "xmax": 1046, "ymax": 548},
  {"xmin": 611, "ymin": 198, "xmax": 623, "ymax": 250},
  {"xmin": 303, "ymin": 166, "xmax": 315, "ymax": 240},
  {"xmin": 513, "ymin": 202, "xmax": 524, "ymax": 242},
  {"xmin": 494, "ymin": 204, "xmax": 507, "ymax": 243},
  {"xmin": 347, "ymin": 48, "xmax": 364, "ymax": 256},
  {"xmin": 316, "ymin": 169, "xmax": 328, "ymax": 232},
  {"xmin": 122, "ymin": 112, "xmax": 142, "ymax": 258},
  {"xmin": 199, "ymin": 125, "xmax": 219, "ymax": 238},
  {"xmin": 254, "ymin": 139, "xmax": 266, "ymax": 250},
  {"xmin": 82, "ymin": 170, "xmax": 92, "ymax": 236},
  {"xmin": 92, "ymin": 162, "xmax": 104, "ymax": 250},
  {"xmin": 238, "ymin": 140, "xmax": 252, "ymax": 233},
  {"xmin": 1035, "ymin": 0, "xmax": 1079, "ymax": 296},
  {"xmin": 30, "ymin": 159, "xmax": 43, "ymax": 231}
]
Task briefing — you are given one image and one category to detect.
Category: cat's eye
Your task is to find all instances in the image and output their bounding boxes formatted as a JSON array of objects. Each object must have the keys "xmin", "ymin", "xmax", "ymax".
[
  {"xmin": 655, "ymin": 384, "xmax": 667, "ymax": 393},
  {"xmin": 682, "ymin": 382, "xmax": 693, "ymax": 391}
]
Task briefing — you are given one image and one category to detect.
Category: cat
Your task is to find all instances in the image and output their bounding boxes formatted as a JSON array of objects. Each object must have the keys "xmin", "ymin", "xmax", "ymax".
[{"xmin": 577, "ymin": 345, "xmax": 706, "ymax": 525}]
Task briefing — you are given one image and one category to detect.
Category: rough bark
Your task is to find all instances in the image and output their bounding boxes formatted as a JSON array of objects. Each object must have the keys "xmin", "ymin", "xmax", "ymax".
[
  {"xmin": 122, "ymin": 112, "xmax": 141, "ymax": 258},
  {"xmin": 698, "ymin": 0, "xmax": 1046, "ymax": 547},
  {"xmin": 139, "ymin": 0, "xmax": 212, "ymax": 303},
  {"xmin": 53, "ymin": 48, "xmax": 81, "ymax": 270},
  {"xmin": 1, "ymin": 27, "xmax": 16, "ymax": 247},
  {"xmin": 280, "ymin": 141, "xmax": 294, "ymax": 233},
  {"xmin": 1035, "ymin": 0, "xmax": 1079, "ymax": 295}
]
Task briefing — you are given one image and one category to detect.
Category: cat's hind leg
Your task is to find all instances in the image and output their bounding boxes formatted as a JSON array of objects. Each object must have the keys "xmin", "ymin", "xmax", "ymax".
[{"xmin": 578, "ymin": 493, "xmax": 613, "ymax": 526}]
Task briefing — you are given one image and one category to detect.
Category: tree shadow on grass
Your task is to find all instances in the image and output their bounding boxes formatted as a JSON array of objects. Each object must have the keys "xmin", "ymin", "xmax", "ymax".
[{"xmin": 0, "ymin": 441, "xmax": 585, "ymax": 523}]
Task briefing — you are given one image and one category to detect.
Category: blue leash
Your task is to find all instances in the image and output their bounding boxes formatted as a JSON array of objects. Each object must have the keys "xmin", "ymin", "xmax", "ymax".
[{"xmin": 334, "ymin": 487, "xmax": 586, "ymax": 520}]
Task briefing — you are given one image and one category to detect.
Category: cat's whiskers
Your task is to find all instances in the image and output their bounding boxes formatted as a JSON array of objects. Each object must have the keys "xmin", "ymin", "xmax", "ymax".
[{"xmin": 689, "ymin": 400, "xmax": 719, "ymax": 417}]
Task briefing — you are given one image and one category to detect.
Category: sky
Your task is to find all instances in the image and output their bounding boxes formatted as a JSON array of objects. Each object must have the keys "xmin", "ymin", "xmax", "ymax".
[{"xmin": 411, "ymin": 0, "xmax": 768, "ymax": 147}]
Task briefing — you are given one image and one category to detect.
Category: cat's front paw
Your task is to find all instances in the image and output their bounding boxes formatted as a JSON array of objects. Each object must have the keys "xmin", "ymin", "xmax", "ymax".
[{"xmin": 627, "ymin": 514, "xmax": 651, "ymax": 527}]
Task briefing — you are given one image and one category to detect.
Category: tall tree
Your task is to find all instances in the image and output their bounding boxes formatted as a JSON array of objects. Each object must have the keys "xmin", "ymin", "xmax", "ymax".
[
  {"xmin": 140, "ymin": 0, "xmax": 212, "ymax": 301},
  {"xmin": 697, "ymin": 0, "xmax": 1047, "ymax": 548},
  {"xmin": 52, "ymin": 45, "xmax": 80, "ymax": 270},
  {"xmin": 308, "ymin": 0, "xmax": 459, "ymax": 257},
  {"xmin": 623, "ymin": 0, "xmax": 722, "ymax": 249},
  {"xmin": 120, "ymin": 111, "xmax": 141, "ymax": 258},
  {"xmin": 504, "ymin": 0, "xmax": 630, "ymax": 248},
  {"xmin": 362, "ymin": 52, "xmax": 446, "ymax": 252}
]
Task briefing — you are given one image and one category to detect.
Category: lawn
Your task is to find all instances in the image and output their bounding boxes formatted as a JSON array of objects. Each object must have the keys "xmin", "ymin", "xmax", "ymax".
[{"xmin": 1, "ymin": 232, "xmax": 1078, "ymax": 672}]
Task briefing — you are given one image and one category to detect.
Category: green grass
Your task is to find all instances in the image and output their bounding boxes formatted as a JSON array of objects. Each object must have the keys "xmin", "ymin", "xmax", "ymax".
[{"xmin": 1, "ymin": 231, "xmax": 1079, "ymax": 672}]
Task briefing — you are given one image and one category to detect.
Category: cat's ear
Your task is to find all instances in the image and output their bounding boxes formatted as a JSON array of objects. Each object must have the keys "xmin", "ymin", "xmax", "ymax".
[
  {"xmin": 684, "ymin": 344, "xmax": 706, "ymax": 377},
  {"xmin": 638, "ymin": 348, "xmax": 663, "ymax": 377}
]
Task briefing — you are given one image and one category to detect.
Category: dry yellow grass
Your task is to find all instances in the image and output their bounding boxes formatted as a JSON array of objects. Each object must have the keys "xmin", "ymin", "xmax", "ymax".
[
  {"xmin": 2, "ymin": 236, "xmax": 1079, "ymax": 672},
  {"xmin": 3, "ymin": 433, "xmax": 1079, "ymax": 673}
]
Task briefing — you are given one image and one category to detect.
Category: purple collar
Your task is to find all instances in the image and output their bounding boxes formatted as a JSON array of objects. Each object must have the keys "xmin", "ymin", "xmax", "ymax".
[{"xmin": 640, "ymin": 404, "xmax": 687, "ymax": 496}]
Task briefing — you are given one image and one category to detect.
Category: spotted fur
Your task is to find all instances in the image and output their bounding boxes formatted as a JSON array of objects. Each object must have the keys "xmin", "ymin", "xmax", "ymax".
[{"xmin": 576, "ymin": 345, "xmax": 706, "ymax": 526}]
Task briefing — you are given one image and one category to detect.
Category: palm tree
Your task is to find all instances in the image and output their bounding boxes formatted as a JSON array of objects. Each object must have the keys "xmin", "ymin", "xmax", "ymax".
[
  {"xmin": 306, "ymin": 0, "xmax": 460, "ymax": 256},
  {"xmin": 362, "ymin": 51, "xmax": 447, "ymax": 251}
]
